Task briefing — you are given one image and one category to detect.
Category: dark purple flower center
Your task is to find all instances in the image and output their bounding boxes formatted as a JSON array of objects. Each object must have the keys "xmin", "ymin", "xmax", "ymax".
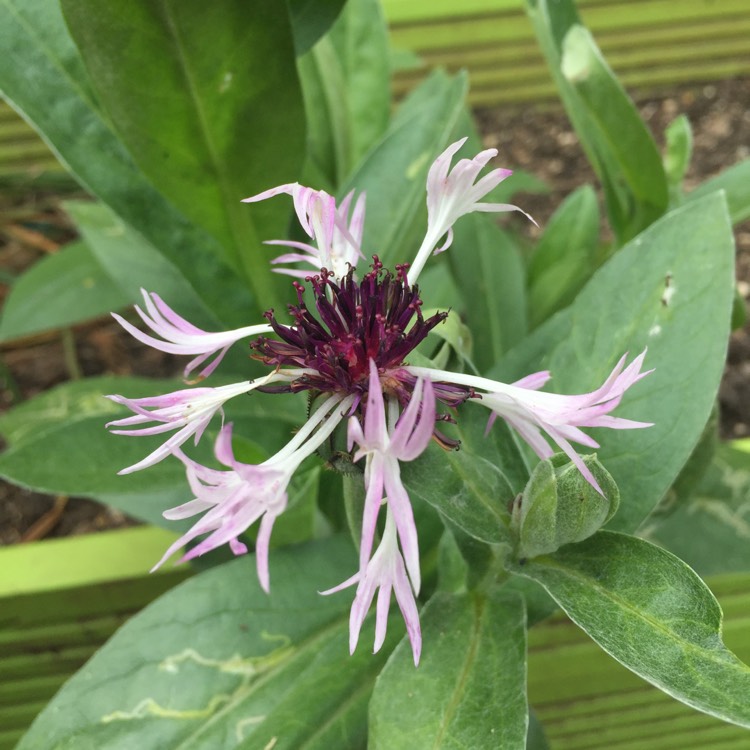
[{"xmin": 252, "ymin": 258, "xmax": 446, "ymax": 398}]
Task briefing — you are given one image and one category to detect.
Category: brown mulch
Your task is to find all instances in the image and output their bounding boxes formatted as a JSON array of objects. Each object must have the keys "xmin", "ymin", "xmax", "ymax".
[{"xmin": 1, "ymin": 77, "xmax": 749, "ymax": 543}]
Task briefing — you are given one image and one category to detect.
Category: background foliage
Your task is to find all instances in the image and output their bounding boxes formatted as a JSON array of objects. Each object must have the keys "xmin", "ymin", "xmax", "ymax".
[{"xmin": 1, "ymin": 0, "xmax": 750, "ymax": 746}]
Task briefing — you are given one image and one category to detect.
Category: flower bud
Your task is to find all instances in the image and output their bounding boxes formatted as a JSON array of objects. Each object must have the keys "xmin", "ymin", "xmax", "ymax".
[{"xmin": 513, "ymin": 453, "xmax": 619, "ymax": 559}]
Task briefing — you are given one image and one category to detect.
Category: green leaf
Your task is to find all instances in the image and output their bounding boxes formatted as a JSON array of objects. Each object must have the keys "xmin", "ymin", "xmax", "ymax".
[
  {"xmin": 17, "ymin": 538, "xmax": 397, "ymax": 750},
  {"xmin": 664, "ymin": 114, "xmax": 693, "ymax": 204},
  {"xmin": 403, "ymin": 403, "xmax": 529, "ymax": 545},
  {"xmin": 287, "ymin": 0, "xmax": 347, "ymax": 56},
  {"xmin": 421, "ymin": 308, "xmax": 474, "ymax": 368},
  {"xmin": 449, "ymin": 213, "xmax": 527, "ymax": 370},
  {"xmin": 369, "ymin": 591, "xmax": 527, "ymax": 749},
  {"xmin": 527, "ymin": 1, "xmax": 668, "ymax": 243},
  {"xmin": 526, "ymin": 710, "xmax": 550, "ymax": 750},
  {"xmin": 297, "ymin": 38, "xmax": 350, "ymax": 190},
  {"xmin": 0, "ymin": 0, "xmax": 249, "ymax": 327},
  {"xmin": 0, "ymin": 376, "xmax": 305, "ymax": 500},
  {"xmin": 687, "ymin": 159, "xmax": 750, "ymax": 225},
  {"xmin": 341, "ymin": 71, "xmax": 467, "ymax": 269},
  {"xmin": 64, "ymin": 200, "xmax": 216, "ymax": 327},
  {"xmin": 327, "ymin": 0, "xmax": 390, "ymax": 169},
  {"xmin": 497, "ymin": 193, "xmax": 735, "ymax": 532},
  {"xmin": 298, "ymin": 0, "xmax": 390, "ymax": 189},
  {"xmin": 512, "ymin": 530, "xmax": 750, "ymax": 728},
  {"xmin": 0, "ymin": 376, "xmax": 183, "ymax": 497},
  {"xmin": 60, "ymin": 0, "xmax": 305, "ymax": 312},
  {"xmin": 663, "ymin": 404, "xmax": 718, "ymax": 506},
  {"xmin": 0, "ymin": 241, "xmax": 131, "ymax": 342},
  {"xmin": 732, "ymin": 287, "xmax": 748, "ymax": 331},
  {"xmin": 643, "ymin": 441, "xmax": 750, "ymax": 576},
  {"xmin": 527, "ymin": 185, "xmax": 599, "ymax": 328}
]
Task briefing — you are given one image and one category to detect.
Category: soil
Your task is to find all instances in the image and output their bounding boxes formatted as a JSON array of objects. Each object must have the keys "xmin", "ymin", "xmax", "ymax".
[{"xmin": 1, "ymin": 77, "xmax": 749, "ymax": 544}]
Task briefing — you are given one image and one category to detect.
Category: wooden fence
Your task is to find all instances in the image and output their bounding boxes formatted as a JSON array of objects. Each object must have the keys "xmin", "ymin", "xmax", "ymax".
[
  {"xmin": 386, "ymin": 0, "xmax": 750, "ymax": 105},
  {"xmin": 2, "ymin": 1, "xmax": 750, "ymax": 180},
  {"xmin": 1, "ymin": 529, "xmax": 749, "ymax": 749}
]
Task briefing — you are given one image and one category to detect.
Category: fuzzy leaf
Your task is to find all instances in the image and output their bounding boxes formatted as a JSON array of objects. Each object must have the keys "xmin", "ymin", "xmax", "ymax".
[
  {"xmin": 498, "ymin": 194, "xmax": 735, "ymax": 532},
  {"xmin": 17, "ymin": 538, "xmax": 397, "ymax": 750},
  {"xmin": 512, "ymin": 530, "xmax": 750, "ymax": 728},
  {"xmin": 403, "ymin": 404, "xmax": 529, "ymax": 545},
  {"xmin": 370, "ymin": 590, "xmax": 527, "ymax": 749}
]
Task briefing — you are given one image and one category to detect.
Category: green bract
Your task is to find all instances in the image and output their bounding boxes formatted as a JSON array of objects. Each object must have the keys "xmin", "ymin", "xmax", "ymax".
[{"xmin": 513, "ymin": 454, "xmax": 619, "ymax": 560}]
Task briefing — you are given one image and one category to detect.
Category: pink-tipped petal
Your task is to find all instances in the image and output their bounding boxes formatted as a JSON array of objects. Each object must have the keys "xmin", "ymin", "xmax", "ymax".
[{"xmin": 409, "ymin": 138, "xmax": 532, "ymax": 283}]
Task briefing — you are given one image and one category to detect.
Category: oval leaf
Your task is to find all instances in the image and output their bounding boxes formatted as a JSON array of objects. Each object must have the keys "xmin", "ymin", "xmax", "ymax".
[
  {"xmin": 527, "ymin": 184, "xmax": 599, "ymax": 328},
  {"xmin": 64, "ymin": 200, "xmax": 215, "ymax": 328},
  {"xmin": 643, "ymin": 441, "xmax": 750, "ymax": 577},
  {"xmin": 17, "ymin": 538, "xmax": 396, "ymax": 750},
  {"xmin": 369, "ymin": 590, "xmax": 527, "ymax": 749},
  {"xmin": 0, "ymin": 0, "xmax": 249, "ymax": 327},
  {"xmin": 60, "ymin": 0, "xmax": 305, "ymax": 310},
  {"xmin": 449, "ymin": 213, "xmax": 527, "ymax": 368},
  {"xmin": 288, "ymin": 0, "xmax": 346, "ymax": 55},
  {"xmin": 497, "ymin": 193, "xmax": 735, "ymax": 532},
  {"xmin": 0, "ymin": 241, "xmax": 131, "ymax": 342},
  {"xmin": 512, "ymin": 530, "xmax": 750, "ymax": 728}
]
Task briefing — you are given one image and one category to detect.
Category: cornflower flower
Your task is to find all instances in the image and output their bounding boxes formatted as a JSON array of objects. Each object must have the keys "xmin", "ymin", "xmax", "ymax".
[{"xmin": 107, "ymin": 139, "xmax": 652, "ymax": 665}]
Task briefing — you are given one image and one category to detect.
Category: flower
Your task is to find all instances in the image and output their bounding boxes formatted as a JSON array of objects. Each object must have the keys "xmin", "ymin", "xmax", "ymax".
[
  {"xmin": 242, "ymin": 183, "xmax": 365, "ymax": 279},
  {"xmin": 407, "ymin": 137, "xmax": 536, "ymax": 283},
  {"xmin": 111, "ymin": 288, "xmax": 272, "ymax": 380},
  {"xmin": 348, "ymin": 360, "xmax": 435, "ymax": 595},
  {"xmin": 406, "ymin": 350, "xmax": 653, "ymax": 495},
  {"xmin": 321, "ymin": 506, "xmax": 422, "ymax": 665},
  {"xmin": 108, "ymin": 138, "xmax": 653, "ymax": 665},
  {"xmin": 154, "ymin": 430, "xmax": 291, "ymax": 592},
  {"xmin": 153, "ymin": 392, "xmax": 353, "ymax": 591},
  {"xmin": 105, "ymin": 372, "xmax": 293, "ymax": 474}
]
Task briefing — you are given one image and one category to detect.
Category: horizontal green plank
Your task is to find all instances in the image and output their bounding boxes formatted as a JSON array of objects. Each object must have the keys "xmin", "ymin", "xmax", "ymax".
[
  {"xmin": 0, "ymin": 120, "xmax": 47, "ymax": 142},
  {"xmin": 0, "ymin": 526, "xmax": 184, "ymax": 597},
  {"xmin": 0, "ymin": 531, "xmax": 192, "ymax": 747},
  {"xmin": 0, "ymin": 673, "xmax": 66, "ymax": 707},
  {"xmin": 0, "ymin": 164, "xmax": 68, "ymax": 184},
  {"xmin": 389, "ymin": 1, "xmax": 749, "ymax": 49},
  {"xmin": 382, "ymin": 0, "xmax": 685, "ymax": 24},
  {"xmin": 547, "ymin": 698, "xmax": 722, "ymax": 737},
  {"xmin": 0, "ymin": 728, "xmax": 23, "ymax": 750},
  {"xmin": 0, "ymin": 614, "xmax": 128, "ymax": 653},
  {"xmin": 383, "ymin": 0, "xmax": 525, "ymax": 23},
  {"xmin": 552, "ymin": 722, "xmax": 750, "ymax": 750},
  {"xmin": 462, "ymin": 58, "xmax": 750, "ymax": 106},
  {"xmin": 0, "ymin": 644, "xmax": 95, "ymax": 681},
  {"xmin": 389, "ymin": 0, "xmax": 750, "ymax": 105},
  {"xmin": 0, "ymin": 140, "xmax": 56, "ymax": 164},
  {"xmin": 398, "ymin": 51, "xmax": 748, "ymax": 96},
  {"xmin": 538, "ymin": 684, "xmax": 676, "ymax": 721},
  {"xmin": 0, "ymin": 702, "xmax": 45, "ymax": 732},
  {"xmin": 2, "ymin": 573, "xmax": 190, "ymax": 633},
  {"xmin": 406, "ymin": 24, "xmax": 750, "ymax": 72},
  {"xmin": 0, "ymin": 101, "xmax": 26, "ymax": 121},
  {"xmin": 451, "ymin": 44, "xmax": 750, "ymax": 91}
]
